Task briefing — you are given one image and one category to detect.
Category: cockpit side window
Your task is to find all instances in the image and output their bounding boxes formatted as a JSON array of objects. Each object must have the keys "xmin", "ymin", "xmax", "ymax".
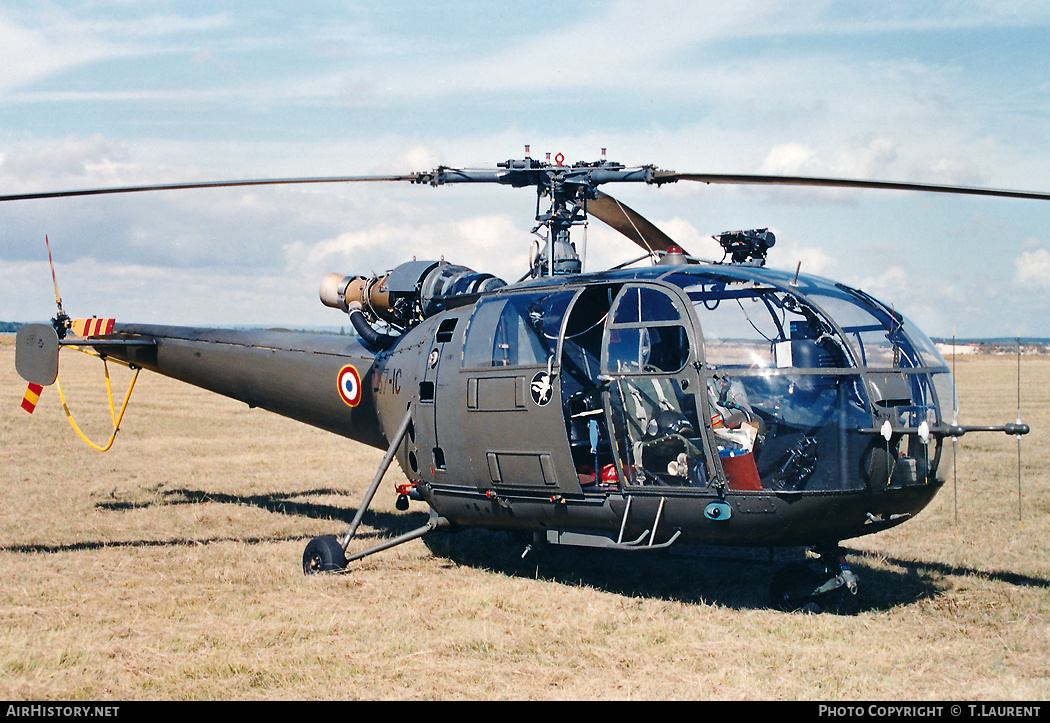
[
  {"xmin": 462, "ymin": 292, "xmax": 573, "ymax": 369},
  {"xmin": 612, "ymin": 287, "xmax": 682, "ymax": 323},
  {"xmin": 602, "ymin": 286, "xmax": 690, "ymax": 374}
]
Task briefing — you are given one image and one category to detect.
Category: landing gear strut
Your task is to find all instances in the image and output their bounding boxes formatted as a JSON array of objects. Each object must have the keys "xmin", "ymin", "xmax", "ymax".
[
  {"xmin": 770, "ymin": 547, "xmax": 858, "ymax": 612},
  {"xmin": 302, "ymin": 406, "xmax": 448, "ymax": 575}
]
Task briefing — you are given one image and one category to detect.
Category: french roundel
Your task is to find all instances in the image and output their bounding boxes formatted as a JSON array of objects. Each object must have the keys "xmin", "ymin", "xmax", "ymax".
[{"xmin": 337, "ymin": 365, "xmax": 362, "ymax": 407}]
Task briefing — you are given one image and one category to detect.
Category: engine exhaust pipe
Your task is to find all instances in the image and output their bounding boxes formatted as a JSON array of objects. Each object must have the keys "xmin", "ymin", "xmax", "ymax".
[
  {"xmin": 320, "ymin": 261, "xmax": 505, "ymax": 329},
  {"xmin": 320, "ymin": 273, "xmax": 392, "ymax": 317}
]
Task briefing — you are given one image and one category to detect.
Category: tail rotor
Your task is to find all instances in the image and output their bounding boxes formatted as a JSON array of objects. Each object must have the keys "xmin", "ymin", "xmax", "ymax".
[{"xmin": 16, "ymin": 237, "xmax": 134, "ymax": 452}]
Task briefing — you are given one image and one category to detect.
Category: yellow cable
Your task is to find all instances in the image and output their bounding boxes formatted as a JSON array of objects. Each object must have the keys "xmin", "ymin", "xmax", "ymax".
[{"xmin": 55, "ymin": 353, "xmax": 140, "ymax": 453}]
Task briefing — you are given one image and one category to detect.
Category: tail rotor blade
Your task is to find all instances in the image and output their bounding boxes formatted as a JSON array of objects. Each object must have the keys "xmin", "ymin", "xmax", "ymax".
[
  {"xmin": 45, "ymin": 235, "xmax": 63, "ymax": 313},
  {"xmin": 21, "ymin": 383, "xmax": 44, "ymax": 414}
]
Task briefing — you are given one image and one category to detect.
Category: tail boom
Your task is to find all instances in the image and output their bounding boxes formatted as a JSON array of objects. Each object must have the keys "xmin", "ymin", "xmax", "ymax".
[{"xmin": 87, "ymin": 325, "xmax": 388, "ymax": 450}]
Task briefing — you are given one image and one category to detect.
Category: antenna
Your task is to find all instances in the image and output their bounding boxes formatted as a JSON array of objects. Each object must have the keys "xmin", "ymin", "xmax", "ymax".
[
  {"xmin": 580, "ymin": 219, "xmax": 588, "ymax": 273},
  {"xmin": 1016, "ymin": 334, "xmax": 1023, "ymax": 529},
  {"xmin": 952, "ymin": 328, "xmax": 959, "ymax": 532},
  {"xmin": 45, "ymin": 235, "xmax": 62, "ymax": 312}
]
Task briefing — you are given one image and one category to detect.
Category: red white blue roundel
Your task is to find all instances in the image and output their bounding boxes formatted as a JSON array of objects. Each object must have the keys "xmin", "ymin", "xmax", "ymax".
[{"xmin": 337, "ymin": 364, "xmax": 362, "ymax": 407}]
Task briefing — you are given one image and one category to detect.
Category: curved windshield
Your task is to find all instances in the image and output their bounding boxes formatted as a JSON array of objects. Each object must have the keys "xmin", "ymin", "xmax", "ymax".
[
  {"xmin": 799, "ymin": 283, "xmax": 954, "ymax": 426},
  {"xmin": 666, "ymin": 270, "xmax": 952, "ymax": 493}
]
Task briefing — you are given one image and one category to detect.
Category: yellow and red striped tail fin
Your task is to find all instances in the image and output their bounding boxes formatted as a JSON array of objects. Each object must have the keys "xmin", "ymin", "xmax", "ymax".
[
  {"xmin": 21, "ymin": 383, "xmax": 44, "ymax": 414},
  {"xmin": 70, "ymin": 317, "xmax": 115, "ymax": 337}
]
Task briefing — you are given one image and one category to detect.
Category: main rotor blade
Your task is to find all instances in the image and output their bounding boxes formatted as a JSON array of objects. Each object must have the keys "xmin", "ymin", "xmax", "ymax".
[
  {"xmin": 652, "ymin": 171, "xmax": 1050, "ymax": 201},
  {"xmin": 0, "ymin": 175, "xmax": 415, "ymax": 203},
  {"xmin": 588, "ymin": 190, "xmax": 684, "ymax": 255}
]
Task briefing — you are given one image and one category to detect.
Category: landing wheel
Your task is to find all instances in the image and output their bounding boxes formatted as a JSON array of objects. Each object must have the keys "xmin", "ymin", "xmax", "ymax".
[
  {"xmin": 303, "ymin": 535, "xmax": 348, "ymax": 575},
  {"xmin": 770, "ymin": 562, "xmax": 822, "ymax": 612}
]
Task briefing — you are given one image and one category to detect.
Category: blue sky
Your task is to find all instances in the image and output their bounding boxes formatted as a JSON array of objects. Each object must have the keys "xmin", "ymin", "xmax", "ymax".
[{"xmin": 1, "ymin": 1, "xmax": 1048, "ymax": 338}]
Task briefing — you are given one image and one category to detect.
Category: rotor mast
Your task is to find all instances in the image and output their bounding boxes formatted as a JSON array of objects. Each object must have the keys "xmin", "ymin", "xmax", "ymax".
[{"xmin": 412, "ymin": 148, "xmax": 656, "ymax": 277}]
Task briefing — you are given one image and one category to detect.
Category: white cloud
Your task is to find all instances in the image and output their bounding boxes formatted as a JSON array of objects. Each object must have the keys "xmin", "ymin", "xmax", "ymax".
[
  {"xmin": 0, "ymin": 133, "xmax": 130, "ymax": 184},
  {"xmin": 759, "ymin": 135, "xmax": 899, "ymax": 180},
  {"xmin": 910, "ymin": 157, "xmax": 985, "ymax": 186},
  {"xmin": 651, "ymin": 218, "xmax": 724, "ymax": 261},
  {"xmin": 767, "ymin": 239, "xmax": 837, "ymax": 278},
  {"xmin": 0, "ymin": 14, "xmax": 114, "ymax": 93},
  {"xmin": 283, "ymin": 214, "xmax": 534, "ymax": 290},
  {"xmin": 858, "ymin": 265, "xmax": 910, "ymax": 300},
  {"xmin": 1014, "ymin": 246, "xmax": 1050, "ymax": 290},
  {"xmin": 0, "ymin": 7, "xmax": 232, "ymax": 95}
]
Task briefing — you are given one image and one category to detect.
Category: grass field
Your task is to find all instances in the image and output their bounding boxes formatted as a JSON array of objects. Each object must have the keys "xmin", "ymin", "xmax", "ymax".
[{"xmin": 1, "ymin": 335, "xmax": 1047, "ymax": 700}]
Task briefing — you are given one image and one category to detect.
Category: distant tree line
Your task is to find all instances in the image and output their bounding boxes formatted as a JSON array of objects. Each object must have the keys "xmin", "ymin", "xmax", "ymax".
[{"xmin": 0, "ymin": 321, "xmax": 23, "ymax": 333}]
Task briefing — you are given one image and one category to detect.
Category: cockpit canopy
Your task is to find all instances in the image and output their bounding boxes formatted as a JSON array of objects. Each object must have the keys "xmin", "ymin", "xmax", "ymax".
[
  {"xmin": 459, "ymin": 264, "xmax": 955, "ymax": 494},
  {"xmin": 665, "ymin": 266, "xmax": 955, "ymax": 492}
]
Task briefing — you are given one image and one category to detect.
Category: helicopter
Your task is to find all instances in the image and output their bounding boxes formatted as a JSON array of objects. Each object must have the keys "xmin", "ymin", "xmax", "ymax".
[{"xmin": 8, "ymin": 151, "xmax": 1047, "ymax": 611}]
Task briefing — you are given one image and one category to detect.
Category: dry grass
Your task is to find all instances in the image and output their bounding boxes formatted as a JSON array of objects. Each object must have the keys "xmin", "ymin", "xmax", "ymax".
[{"xmin": 1, "ymin": 336, "xmax": 1047, "ymax": 700}]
